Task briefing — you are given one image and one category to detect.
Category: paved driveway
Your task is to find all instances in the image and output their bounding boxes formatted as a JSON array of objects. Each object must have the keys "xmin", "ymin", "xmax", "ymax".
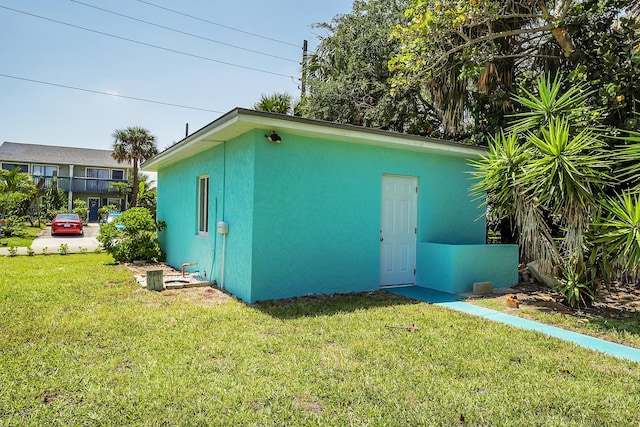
[
  {"xmin": 0, "ymin": 223, "xmax": 102, "ymax": 255},
  {"xmin": 32, "ymin": 223, "xmax": 101, "ymax": 254}
]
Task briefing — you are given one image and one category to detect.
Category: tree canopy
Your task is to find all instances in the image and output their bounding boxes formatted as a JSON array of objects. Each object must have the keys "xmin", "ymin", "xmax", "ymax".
[
  {"xmin": 300, "ymin": 0, "xmax": 438, "ymax": 135},
  {"xmin": 388, "ymin": 0, "xmax": 640, "ymax": 142}
]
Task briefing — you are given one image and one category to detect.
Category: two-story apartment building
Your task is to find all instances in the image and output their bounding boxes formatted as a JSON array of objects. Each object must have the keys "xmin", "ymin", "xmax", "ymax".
[{"xmin": 0, "ymin": 141, "xmax": 130, "ymax": 221}]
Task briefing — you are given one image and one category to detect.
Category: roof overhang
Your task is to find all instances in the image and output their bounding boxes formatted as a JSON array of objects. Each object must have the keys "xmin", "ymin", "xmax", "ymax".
[{"xmin": 142, "ymin": 108, "xmax": 487, "ymax": 171}]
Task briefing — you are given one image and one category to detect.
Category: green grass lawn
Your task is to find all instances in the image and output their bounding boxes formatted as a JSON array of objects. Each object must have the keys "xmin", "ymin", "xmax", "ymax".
[
  {"xmin": 0, "ymin": 225, "xmax": 43, "ymax": 248},
  {"xmin": 1, "ymin": 255, "xmax": 639, "ymax": 426}
]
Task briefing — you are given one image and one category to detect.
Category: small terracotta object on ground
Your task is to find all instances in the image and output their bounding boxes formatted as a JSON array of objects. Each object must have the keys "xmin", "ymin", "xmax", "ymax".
[{"xmin": 505, "ymin": 294, "xmax": 519, "ymax": 308}]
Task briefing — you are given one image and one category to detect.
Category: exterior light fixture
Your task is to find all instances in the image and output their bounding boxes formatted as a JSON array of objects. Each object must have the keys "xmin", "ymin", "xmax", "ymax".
[{"xmin": 265, "ymin": 131, "xmax": 282, "ymax": 143}]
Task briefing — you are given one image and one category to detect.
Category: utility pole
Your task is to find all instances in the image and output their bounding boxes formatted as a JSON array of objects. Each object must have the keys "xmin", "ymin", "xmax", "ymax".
[{"xmin": 301, "ymin": 39, "xmax": 308, "ymax": 99}]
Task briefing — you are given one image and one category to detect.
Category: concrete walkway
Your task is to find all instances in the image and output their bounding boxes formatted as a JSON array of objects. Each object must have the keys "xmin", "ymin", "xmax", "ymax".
[
  {"xmin": 389, "ymin": 286, "xmax": 640, "ymax": 363},
  {"xmin": 0, "ymin": 223, "xmax": 101, "ymax": 255}
]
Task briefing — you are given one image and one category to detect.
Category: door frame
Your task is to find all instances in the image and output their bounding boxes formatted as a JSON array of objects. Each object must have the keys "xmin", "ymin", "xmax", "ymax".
[
  {"xmin": 88, "ymin": 197, "xmax": 100, "ymax": 222},
  {"xmin": 379, "ymin": 174, "xmax": 418, "ymax": 287}
]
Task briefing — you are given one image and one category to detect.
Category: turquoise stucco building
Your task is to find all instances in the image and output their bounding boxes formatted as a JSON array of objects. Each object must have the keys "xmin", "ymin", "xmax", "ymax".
[{"xmin": 143, "ymin": 109, "xmax": 517, "ymax": 303}]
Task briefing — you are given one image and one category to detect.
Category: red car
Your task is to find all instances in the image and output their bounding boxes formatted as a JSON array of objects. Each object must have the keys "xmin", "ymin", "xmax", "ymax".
[{"xmin": 51, "ymin": 213, "xmax": 84, "ymax": 236}]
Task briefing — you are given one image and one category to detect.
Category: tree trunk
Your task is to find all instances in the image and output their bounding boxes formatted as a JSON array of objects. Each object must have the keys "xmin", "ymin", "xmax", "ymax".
[{"xmin": 131, "ymin": 158, "xmax": 139, "ymax": 208}]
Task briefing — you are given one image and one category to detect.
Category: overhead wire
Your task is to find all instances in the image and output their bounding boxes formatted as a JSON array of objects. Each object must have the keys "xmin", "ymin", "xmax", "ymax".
[
  {"xmin": 0, "ymin": 73, "xmax": 226, "ymax": 113},
  {"xmin": 135, "ymin": 0, "xmax": 300, "ymax": 48},
  {"xmin": 0, "ymin": 5, "xmax": 298, "ymax": 79},
  {"xmin": 68, "ymin": 0, "xmax": 299, "ymax": 63}
]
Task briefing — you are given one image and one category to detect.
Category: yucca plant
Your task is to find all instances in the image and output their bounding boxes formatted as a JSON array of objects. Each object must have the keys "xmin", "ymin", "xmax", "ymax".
[
  {"xmin": 508, "ymin": 74, "xmax": 598, "ymax": 134},
  {"xmin": 615, "ymin": 129, "xmax": 640, "ymax": 187},
  {"xmin": 472, "ymin": 74, "xmax": 618, "ymax": 278},
  {"xmin": 523, "ymin": 117, "xmax": 613, "ymax": 259},
  {"xmin": 470, "ymin": 130, "xmax": 558, "ymax": 269},
  {"xmin": 469, "ymin": 130, "xmax": 528, "ymax": 216},
  {"xmin": 592, "ymin": 192, "xmax": 640, "ymax": 283},
  {"xmin": 557, "ymin": 261, "xmax": 594, "ymax": 309}
]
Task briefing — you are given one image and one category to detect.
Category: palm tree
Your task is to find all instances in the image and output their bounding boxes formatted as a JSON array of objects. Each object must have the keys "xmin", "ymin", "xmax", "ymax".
[
  {"xmin": 112, "ymin": 126, "xmax": 158, "ymax": 207},
  {"xmin": 253, "ymin": 93, "xmax": 293, "ymax": 114}
]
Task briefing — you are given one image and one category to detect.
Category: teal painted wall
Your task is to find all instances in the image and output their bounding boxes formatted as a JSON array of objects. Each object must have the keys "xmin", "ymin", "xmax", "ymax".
[
  {"xmin": 156, "ymin": 144, "xmax": 223, "ymax": 283},
  {"xmin": 249, "ymin": 130, "xmax": 486, "ymax": 302},
  {"xmin": 156, "ymin": 133, "xmax": 256, "ymax": 302},
  {"xmin": 418, "ymin": 243, "xmax": 519, "ymax": 293},
  {"xmin": 220, "ymin": 133, "xmax": 256, "ymax": 302},
  {"xmin": 157, "ymin": 128, "xmax": 496, "ymax": 303}
]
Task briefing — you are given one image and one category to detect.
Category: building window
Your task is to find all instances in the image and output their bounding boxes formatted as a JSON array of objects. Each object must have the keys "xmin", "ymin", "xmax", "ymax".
[
  {"xmin": 1, "ymin": 163, "xmax": 28, "ymax": 173},
  {"xmin": 198, "ymin": 176, "xmax": 209, "ymax": 235},
  {"xmin": 86, "ymin": 168, "xmax": 110, "ymax": 192},
  {"xmin": 112, "ymin": 169, "xmax": 124, "ymax": 180},
  {"xmin": 107, "ymin": 198, "xmax": 123, "ymax": 210},
  {"xmin": 32, "ymin": 164, "xmax": 58, "ymax": 177}
]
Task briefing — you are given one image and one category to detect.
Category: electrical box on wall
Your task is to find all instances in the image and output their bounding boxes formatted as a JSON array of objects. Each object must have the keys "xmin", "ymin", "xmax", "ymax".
[{"xmin": 217, "ymin": 221, "xmax": 229, "ymax": 235}]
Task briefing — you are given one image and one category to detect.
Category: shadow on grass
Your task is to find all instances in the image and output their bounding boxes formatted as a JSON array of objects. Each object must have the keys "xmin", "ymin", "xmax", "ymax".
[
  {"xmin": 588, "ymin": 315, "xmax": 640, "ymax": 337},
  {"xmin": 251, "ymin": 290, "xmax": 420, "ymax": 319}
]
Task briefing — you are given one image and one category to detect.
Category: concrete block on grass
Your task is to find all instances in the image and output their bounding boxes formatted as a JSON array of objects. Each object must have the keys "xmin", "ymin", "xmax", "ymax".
[{"xmin": 473, "ymin": 281, "xmax": 493, "ymax": 295}]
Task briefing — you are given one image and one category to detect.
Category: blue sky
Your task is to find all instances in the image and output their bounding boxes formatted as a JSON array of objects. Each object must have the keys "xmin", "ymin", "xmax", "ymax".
[{"xmin": 0, "ymin": 0, "xmax": 353, "ymax": 151}]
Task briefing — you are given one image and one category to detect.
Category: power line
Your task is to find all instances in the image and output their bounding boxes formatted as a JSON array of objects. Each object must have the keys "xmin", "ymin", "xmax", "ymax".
[
  {"xmin": 136, "ymin": 0, "xmax": 300, "ymax": 48},
  {"xmin": 0, "ymin": 73, "xmax": 225, "ymax": 113},
  {"xmin": 69, "ymin": 0, "xmax": 298, "ymax": 63},
  {"xmin": 0, "ymin": 5, "xmax": 297, "ymax": 79}
]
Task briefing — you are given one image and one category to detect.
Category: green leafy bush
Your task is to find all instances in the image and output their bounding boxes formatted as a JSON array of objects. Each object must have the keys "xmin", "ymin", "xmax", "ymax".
[
  {"xmin": 40, "ymin": 185, "xmax": 67, "ymax": 222},
  {"xmin": 97, "ymin": 207, "xmax": 163, "ymax": 263},
  {"xmin": 72, "ymin": 199, "xmax": 89, "ymax": 224},
  {"xmin": 1, "ymin": 215, "xmax": 27, "ymax": 238}
]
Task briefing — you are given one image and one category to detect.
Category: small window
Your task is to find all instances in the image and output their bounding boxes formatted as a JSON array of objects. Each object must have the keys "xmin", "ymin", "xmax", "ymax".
[
  {"xmin": 1, "ymin": 163, "xmax": 28, "ymax": 173},
  {"xmin": 112, "ymin": 169, "xmax": 124, "ymax": 180},
  {"xmin": 198, "ymin": 176, "xmax": 209, "ymax": 234}
]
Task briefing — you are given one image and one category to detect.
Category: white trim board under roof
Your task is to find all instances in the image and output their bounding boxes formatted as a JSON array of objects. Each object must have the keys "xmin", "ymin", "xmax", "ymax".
[{"xmin": 142, "ymin": 108, "xmax": 487, "ymax": 171}]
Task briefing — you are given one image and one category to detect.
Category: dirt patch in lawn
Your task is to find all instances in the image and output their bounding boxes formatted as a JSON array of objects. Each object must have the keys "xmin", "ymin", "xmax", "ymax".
[
  {"xmin": 472, "ymin": 281, "xmax": 640, "ymax": 320},
  {"xmin": 466, "ymin": 280, "xmax": 640, "ymax": 348},
  {"xmin": 162, "ymin": 287, "xmax": 233, "ymax": 305},
  {"xmin": 126, "ymin": 262, "xmax": 233, "ymax": 305}
]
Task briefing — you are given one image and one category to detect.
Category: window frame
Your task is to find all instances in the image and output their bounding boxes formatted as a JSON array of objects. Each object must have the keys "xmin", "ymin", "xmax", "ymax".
[
  {"xmin": 32, "ymin": 164, "xmax": 58, "ymax": 177},
  {"xmin": 197, "ymin": 175, "xmax": 209, "ymax": 235},
  {"xmin": 1, "ymin": 163, "xmax": 29, "ymax": 173},
  {"xmin": 111, "ymin": 169, "xmax": 124, "ymax": 180}
]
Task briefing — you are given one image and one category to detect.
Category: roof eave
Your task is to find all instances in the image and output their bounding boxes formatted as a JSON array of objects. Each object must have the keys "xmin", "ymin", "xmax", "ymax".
[{"xmin": 142, "ymin": 108, "xmax": 487, "ymax": 171}]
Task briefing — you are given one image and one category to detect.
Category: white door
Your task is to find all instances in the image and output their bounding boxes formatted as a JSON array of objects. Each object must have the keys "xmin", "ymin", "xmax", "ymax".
[{"xmin": 380, "ymin": 175, "xmax": 417, "ymax": 286}]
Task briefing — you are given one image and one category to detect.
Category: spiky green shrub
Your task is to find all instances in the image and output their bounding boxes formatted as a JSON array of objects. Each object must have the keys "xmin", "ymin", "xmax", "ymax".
[
  {"xmin": 592, "ymin": 192, "xmax": 640, "ymax": 282},
  {"xmin": 557, "ymin": 262, "xmax": 594, "ymax": 309}
]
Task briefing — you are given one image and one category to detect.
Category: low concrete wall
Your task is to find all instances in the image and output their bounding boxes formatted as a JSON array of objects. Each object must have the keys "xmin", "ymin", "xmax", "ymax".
[{"xmin": 417, "ymin": 243, "xmax": 519, "ymax": 294}]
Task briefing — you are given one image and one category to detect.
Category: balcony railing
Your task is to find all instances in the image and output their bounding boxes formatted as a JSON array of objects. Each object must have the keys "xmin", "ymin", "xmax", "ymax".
[{"xmin": 33, "ymin": 176, "xmax": 126, "ymax": 194}]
